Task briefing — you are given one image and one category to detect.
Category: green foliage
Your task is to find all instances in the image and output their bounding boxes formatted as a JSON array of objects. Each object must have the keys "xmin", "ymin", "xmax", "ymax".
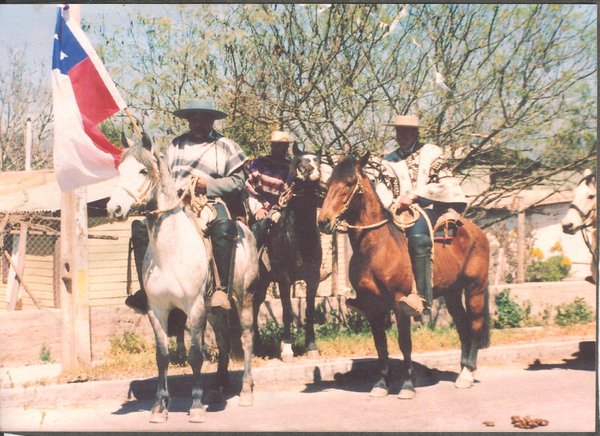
[
  {"xmin": 493, "ymin": 289, "xmax": 525, "ymax": 329},
  {"xmin": 109, "ymin": 332, "xmax": 149, "ymax": 354},
  {"xmin": 526, "ymin": 255, "xmax": 571, "ymax": 282},
  {"xmin": 39, "ymin": 343, "xmax": 52, "ymax": 363},
  {"xmin": 555, "ymin": 297, "xmax": 594, "ymax": 326}
]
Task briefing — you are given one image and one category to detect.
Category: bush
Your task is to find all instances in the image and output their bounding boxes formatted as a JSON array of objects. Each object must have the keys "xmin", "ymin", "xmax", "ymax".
[
  {"xmin": 526, "ymin": 255, "xmax": 571, "ymax": 282},
  {"xmin": 109, "ymin": 332, "xmax": 148, "ymax": 354},
  {"xmin": 555, "ymin": 297, "xmax": 594, "ymax": 326},
  {"xmin": 493, "ymin": 289, "xmax": 525, "ymax": 329}
]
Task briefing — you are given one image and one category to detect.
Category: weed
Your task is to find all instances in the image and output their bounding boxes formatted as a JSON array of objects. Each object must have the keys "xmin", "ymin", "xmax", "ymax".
[
  {"xmin": 109, "ymin": 332, "xmax": 148, "ymax": 354},
  {"xmin": 493, "ymin": 289, "xmax": 525, "ymax": 329},
  {"xmin": 39, "ymin": 343, "xmax": 52, "ymax": 362},
  {"xmin": 555, "ymin": 297, "xmax": 594, "ymax": 326}
]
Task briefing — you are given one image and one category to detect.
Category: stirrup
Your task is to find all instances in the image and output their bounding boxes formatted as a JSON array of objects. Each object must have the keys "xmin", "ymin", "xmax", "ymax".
[
  {"xmin": 210, "ymin": 289, "xmax": 231, "ymax": 311},
  {"xmin": 397, "ymin": 293, "xmax": 425, "ymax": 317},
  {"xmin": 125, "ymin": 290, "xmax": 148, "ymax": 314}
]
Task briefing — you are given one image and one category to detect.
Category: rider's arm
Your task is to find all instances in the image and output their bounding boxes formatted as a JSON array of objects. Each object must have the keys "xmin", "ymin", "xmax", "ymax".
[{"xmin": 206, "ymin": 165, "xmax": 246, "ymax": 197}]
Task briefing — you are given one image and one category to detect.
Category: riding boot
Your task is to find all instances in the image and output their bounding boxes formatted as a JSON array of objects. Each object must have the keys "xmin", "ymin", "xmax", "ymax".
[
  {"xmin": 407, "ymin": 234, "xmax": 433, "ymax": 316},
  {"xmin": 208, "ymin": 219, "xmax": 237, "ymax": 311},
  {"xmin": 251, "ymin": 218, "xmax": 271, "ymax": 250},
  {"xmin": 125, "ymin": 220, "xmax": 149, "ymax": 314}
]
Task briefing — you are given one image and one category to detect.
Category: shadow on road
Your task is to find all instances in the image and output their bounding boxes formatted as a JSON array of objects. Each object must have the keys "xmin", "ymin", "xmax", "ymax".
[
  {"xmin": 111, "ymin": 372, "xmax": 243, "ymax": 415},
  {"xmin": 303, "ymin": 358, "xmax": 461, "ymax": 395},
  {"xmin": 525, "ymin": 341, "xmax": 596, "ymax": 372}
]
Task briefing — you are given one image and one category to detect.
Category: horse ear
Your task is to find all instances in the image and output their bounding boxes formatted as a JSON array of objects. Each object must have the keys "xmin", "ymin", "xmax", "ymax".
[
  {"xmin": 337, "ymin": 155, "xmax": 345, "ymax": 163},
  {"xmin": 121, "ymin": 130, "xmax": 134, "ymax": 148},
  {"xmin": 292, "ymin": 142, "xmax": 302, "ymax": 156},
  {"xmin": 357, "ymin": 151, "xmax": 370, "ymax": 169},
  {"xmin": 141, "ymin": 133, "xmax": 153, "ymax": 151}
]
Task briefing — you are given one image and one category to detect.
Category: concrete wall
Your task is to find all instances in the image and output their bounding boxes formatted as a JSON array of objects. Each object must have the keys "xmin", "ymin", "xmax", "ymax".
[{"xmin": 0, "ymin": 281, "xmax": 594, "ymax": 366}]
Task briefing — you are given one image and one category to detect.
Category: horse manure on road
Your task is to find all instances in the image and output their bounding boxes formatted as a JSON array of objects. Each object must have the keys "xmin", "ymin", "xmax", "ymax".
[{"xmin": 511, "ymin": 415, "xmax": 549, "ymax": 429}]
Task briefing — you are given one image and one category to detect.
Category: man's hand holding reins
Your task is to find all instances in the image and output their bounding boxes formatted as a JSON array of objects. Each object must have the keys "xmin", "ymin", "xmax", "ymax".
[
  {"xmin": 395, "ymin": 193, "xmax": 417, "ymax": 212},
  {"xmin": 254, "ymin": 208, "xmax": 268, "ymax": 221}
]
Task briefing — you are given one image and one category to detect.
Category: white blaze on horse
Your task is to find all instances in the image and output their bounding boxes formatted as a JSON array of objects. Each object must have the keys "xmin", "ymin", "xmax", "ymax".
[
  {"xmin": 561, "ymin": 169, "xmax": 597, "ymax": 284},
  {"xmin": 107, "ymin": 134, "xmax": 258, "ymax": 424}
]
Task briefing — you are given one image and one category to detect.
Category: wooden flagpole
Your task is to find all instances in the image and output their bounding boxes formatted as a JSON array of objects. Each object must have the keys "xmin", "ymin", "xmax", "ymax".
[
  {"xmin": 60, "ymin": 4, "xmax": 91, "ymax": 370},
  {"xmin": 125, "ymin": 108, "xmax": 143, "ymax": 138}
]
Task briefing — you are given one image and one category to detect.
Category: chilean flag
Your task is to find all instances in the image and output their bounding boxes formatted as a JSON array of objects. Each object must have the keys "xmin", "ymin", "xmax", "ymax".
[{"xmin": 52, "ymin": 5, "xmax": 126, "ymax": 192}]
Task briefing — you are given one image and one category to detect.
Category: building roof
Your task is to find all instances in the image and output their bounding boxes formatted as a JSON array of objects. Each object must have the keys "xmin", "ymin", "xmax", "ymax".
[
  {"xmin": 0, "ymin": 170, "xmax": 118, "ymax": 213},
  {"xmin": 469, "ymin": 188, "xmax": 574, "ymax": 211}
]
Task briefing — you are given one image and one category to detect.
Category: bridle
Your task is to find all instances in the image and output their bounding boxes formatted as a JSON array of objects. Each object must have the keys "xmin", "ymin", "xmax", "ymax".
[
  {"xmin": 332, "ymin": 175, "xmax": 389, "ymax": 232},
  {"xmin": 116, "ymin": 158, "xmax": 184, "ymax": 217},
  {"xmin": 569, "ymin": 177, "xmax": 597, "ymax": 265},
  {"xmin": 567, "ymin": 202, "xmax": 596, "ymax": 230}
]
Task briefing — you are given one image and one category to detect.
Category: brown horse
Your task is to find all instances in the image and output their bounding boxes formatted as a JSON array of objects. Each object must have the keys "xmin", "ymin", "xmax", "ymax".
[{"xmin": 317, "ymin": 153, "xmax": 490, "ymax": 399}]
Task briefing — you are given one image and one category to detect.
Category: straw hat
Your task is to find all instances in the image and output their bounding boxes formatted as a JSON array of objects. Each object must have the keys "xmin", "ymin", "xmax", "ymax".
[
  {"xmin": 269, "ymin": 131, "xmax": 295, "ymax": 143},
  {"xmin": 383, "ymin": 115, "xmax": 422, "ymax": 128},
  {"xmin": 173, "ymin": 99, "xmax": 228, "ymax": 120}
]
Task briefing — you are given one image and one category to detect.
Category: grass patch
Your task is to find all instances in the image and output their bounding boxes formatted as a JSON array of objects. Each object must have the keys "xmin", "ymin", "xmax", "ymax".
[{"xmin": 38, "ymin": 319, "xmax": 595, "ymax": 386}]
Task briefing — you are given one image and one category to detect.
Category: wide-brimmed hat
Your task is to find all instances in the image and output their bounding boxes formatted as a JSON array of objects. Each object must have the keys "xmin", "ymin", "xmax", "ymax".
[
  {"xmin": 268, "ymin": 131, "xmax": 295, "ymax": 143},
  {"xmin": 383, "ymin": 115, "xmax": 421, "ymax": 128},
  {"xmin": 173, "ymin": 99, "xmax": 228, "ymax": 120}
]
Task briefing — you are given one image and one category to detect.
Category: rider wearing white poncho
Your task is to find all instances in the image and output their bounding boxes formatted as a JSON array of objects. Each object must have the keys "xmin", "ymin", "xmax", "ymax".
[{"xmin": 374, "ymin": 115, "xmax": 467, "ymax": 315}]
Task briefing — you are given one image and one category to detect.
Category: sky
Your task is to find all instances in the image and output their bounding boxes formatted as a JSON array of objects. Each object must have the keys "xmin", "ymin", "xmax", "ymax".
[{"xmin": 0, "ymin": 4, "xmax": 168, "ymax": 71}]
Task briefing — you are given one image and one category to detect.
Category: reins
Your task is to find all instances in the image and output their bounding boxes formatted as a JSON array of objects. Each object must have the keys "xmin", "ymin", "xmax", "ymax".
[
  {"xmin": 333, "ymin": 176, "xmax": 389, "ymax": 232},
  {"xmin": 331, "ymin": 173, "xmax": 435, "ymax": 259}
]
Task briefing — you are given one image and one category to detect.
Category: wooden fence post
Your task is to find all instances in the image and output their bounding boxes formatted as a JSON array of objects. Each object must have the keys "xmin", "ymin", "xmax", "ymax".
[
  {"xmin": 517, "ymin": 197, "xmax": 526, "ymax": 283},
  {"xmin": 60, "ymin": 187, "xmax": 91, "ymax": 369}
]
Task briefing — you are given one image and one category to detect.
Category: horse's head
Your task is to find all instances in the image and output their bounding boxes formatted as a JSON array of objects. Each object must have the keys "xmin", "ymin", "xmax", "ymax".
[
  {"xmin": 290, "ymin": 143, "xmax": 322, "ymax": 183},
  {"xmin": 107, "ymin": 133, "xmax": 160, "ymax": 221},
  {"xmin": 318, "ymin": 152, "xmax": 369, "ymax": 234},
  {"xmin": 561, "ymin": 169, "xmax": 597, "ymax": 234}
]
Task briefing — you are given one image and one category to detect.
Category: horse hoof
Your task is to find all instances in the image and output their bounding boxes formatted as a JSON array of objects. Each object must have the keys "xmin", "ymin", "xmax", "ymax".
[
  {"xmin": 398, "ymin": 389, "xmax": 416, "ymax": 400},
  {"xmin": 149, "ymin": 409, "xmax": 168, "ymax": 423},
  {"xmin": 189, "ymin": 407, "xmax": 207, "ymax": 423},
  {"xmin": 369, "ymin": 386, "xmax": 388, "ymax": 397},
  {"xmin": 307, "ymin": 349, "xmax": 320, "ymax": 360},
  {"xmin": 455, "ymin": 367, "xmax": 474, "ymax": 389},
  {"xmin": 239, "ymin": 392, "xmax": 254, "ymax": 407}
]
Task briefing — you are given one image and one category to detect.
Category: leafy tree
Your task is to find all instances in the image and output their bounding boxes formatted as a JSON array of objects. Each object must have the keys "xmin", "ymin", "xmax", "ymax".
[{"xmin": 76, "ymin": 4, "xmax": 598, "ymax": 226}]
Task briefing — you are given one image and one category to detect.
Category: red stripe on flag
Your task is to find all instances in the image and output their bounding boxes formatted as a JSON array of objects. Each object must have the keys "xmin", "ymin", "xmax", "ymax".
[
  {"xmin": 81, "ymin": 116, "xmax": 123, "ymax": 169},
  {"xmin": 69, "ymin": 57, "xmax": 121, "ymax": 125}
]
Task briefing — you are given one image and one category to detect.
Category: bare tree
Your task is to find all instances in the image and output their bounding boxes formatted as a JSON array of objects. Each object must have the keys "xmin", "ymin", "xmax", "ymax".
[{"xmin": 0, "ymin": 47, "xmax": 53, "ymax": 171}]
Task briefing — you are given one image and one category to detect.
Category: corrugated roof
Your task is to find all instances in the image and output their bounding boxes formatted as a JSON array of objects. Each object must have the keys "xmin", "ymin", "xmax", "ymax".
[{"xmin": 0, "ymin": 170, "xmax": 118, "ymax": 213}]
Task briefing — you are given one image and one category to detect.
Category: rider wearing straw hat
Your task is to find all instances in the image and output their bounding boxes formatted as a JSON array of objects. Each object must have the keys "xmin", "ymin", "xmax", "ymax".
[
  {"xmin": 126, "ymin": 99, "xmax": 248, "ymax": 313},
  {"xmin": 375, "ymin": 114, "xmax": 467, "ymax": 316},
  {"xmin": 245, "ymin": 130, "xmax": 294, "ymax": 247}
]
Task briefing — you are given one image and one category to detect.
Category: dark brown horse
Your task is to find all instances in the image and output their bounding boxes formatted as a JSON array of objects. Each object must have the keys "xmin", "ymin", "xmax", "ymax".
[
  {"xmin": 252, "ymin": 144, "xmax": 326, "ymax": 361},
  {"xmin": 317, "ymin": 153, "xmax": 490, "ymax": 399}
]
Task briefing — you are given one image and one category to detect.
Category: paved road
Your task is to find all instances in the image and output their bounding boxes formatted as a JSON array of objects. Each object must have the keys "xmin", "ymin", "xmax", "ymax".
[{"xmin": 0, "ymin": 348, "xmax": 596, "ymax": 432}]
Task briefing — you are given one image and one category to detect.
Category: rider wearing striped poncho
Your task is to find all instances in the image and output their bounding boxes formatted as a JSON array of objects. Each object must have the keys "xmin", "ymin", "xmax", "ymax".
[
  {"xmin": 126, "ymin": 99, "xmax": 248, "ymax": 313},
  {"xmin": 245, "ymin": 131, "xmax": 294, "ymax": 248}
]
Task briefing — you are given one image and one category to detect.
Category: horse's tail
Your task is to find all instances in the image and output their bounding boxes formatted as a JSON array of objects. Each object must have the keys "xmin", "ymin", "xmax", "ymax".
[{"xmin": 475, "ymin": 282, "xmax": 491, "ymax": 350}]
